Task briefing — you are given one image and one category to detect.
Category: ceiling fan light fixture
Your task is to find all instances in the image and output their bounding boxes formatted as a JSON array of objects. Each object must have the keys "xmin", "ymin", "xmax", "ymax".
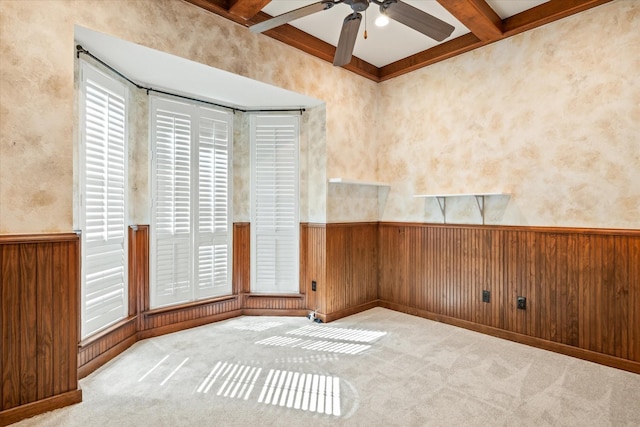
[{"xmin": 375, "ymin": 15, "xmax": 389, "ymax": 27}]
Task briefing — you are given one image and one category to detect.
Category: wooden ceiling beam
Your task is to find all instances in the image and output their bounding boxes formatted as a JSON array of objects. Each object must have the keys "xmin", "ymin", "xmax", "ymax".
[
  {"xmin": 436, "ymin": 0, "xmax": 502, "ymax": 40},
  {"xmin": 260, "ymin": 16, "xmax": 380, "ymax": 81},
  {"xmin": 228, "ymin": 0, "xmax": 272, "ymax": 20},
  {"xmin": 501, "ymin": 0, "xmax": 614, "ymax": 36},
  {"xmin": 379, "ymin": 0, "xmax": 613, "ymax": 81},
  {"xmin": 184, "ymin": 0, "xmax": 247, "ymax": 26},
  {"xmin": 183, "ymin": 1, "xmax": 380, "ymax": 81},
  {"xmin": 379, "ymin": 33, "xmax": 485, "ymax": 81},
  {"xmin": 185, "ymin": 0, "xmax": 614, "ymax": 82}
]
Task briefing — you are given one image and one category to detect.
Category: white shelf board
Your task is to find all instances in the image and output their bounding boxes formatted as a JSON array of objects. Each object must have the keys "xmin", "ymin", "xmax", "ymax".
[
  {"xmin": 413, "ymin": 192, "xmax": 507, "ymax": 198},
  {"xmin": 329, "ymin": 178, "xmax": 390, "ymax": 187},
  {"xmin": 413, "ymin": 192, "xmax": 510, "ymax": 225}
]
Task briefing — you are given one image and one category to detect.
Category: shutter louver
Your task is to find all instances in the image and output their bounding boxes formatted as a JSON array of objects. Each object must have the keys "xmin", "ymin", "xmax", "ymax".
[
  {"xmin": 80, "ymin": 63, "xmax": 128, "ymax": 339},
  {"xmin": 152, "ymin": 105, "xmax": 193, "ymax": 306},
  {"xmin": 150, "ymin": 98, "xmax": 232, "ymax": 308},
  {"xmin": 251, "ymin": 115, "xmax": 299, "ymax": 294},
  {"xmin": 197, "ymin": 114, "xmax": 231, "ymax": 298}
]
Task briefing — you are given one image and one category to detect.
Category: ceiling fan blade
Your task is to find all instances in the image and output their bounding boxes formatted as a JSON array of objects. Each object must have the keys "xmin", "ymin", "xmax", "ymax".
[
  {"xmin": 250, "ymin": 1, "xmax": 336, "ymax": 34},
  {"xmin": 333, "ymin": 13, "xmax": 362, "ymax": 67},
  {"xmin": 381, "ymin": 0, "xmax": 454, "ymax": 42}
]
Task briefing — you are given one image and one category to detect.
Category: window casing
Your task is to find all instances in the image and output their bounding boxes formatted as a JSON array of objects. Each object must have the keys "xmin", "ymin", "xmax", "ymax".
[
  {"xmin": 250, "ymin": 114, "xmax": 300, "ymax": 294},
  {"xmin": 79, "ymin": 61, "xmax": 128, "ymax": 339},
  {"xmin": 150, "ymin": 97, "xmax": 232, "ymax": 308}
]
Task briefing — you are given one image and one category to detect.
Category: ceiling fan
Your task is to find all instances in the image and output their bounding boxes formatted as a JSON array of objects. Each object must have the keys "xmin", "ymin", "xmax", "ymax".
[{"xmin": 250, "ymin": 0, "xmax": 455, "ymax": 67}]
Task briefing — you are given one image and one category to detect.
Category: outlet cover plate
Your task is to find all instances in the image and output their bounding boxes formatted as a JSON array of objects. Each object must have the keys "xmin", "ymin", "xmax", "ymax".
[{"xmin": 482, "ymin": 290, "xmax": 490, "ymax": 303}]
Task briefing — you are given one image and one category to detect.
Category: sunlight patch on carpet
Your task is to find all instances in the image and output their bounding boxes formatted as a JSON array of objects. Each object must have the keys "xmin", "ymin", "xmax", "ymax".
[
  {"xmin": 286, "ymin": 325, "xmax": 387, "ymax": 343},
  {"xmin": 197, "ymin": 361, "xmax": 262, "ymax": 399},
  {"xmin": 258, "ymin": 369, "xmax": 341, "ymax": 417}
]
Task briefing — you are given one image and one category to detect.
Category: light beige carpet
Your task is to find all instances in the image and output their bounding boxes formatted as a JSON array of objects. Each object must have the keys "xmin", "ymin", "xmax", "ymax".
[{"xmin": 15, "ymin": 308, "xmax": 640, "ymax": 426}]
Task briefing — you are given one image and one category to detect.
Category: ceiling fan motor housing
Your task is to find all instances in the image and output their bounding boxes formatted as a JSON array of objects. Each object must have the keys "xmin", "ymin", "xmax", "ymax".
[{"xmin": 345, "ymin": 0, "xmax": 370, "ymax": 12}]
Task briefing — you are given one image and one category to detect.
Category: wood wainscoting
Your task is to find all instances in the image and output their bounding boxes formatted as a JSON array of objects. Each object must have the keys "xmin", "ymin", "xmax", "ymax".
[
  {"xmin": 76, "ymin": 223, "xmax": 326, "ymax": 380},
  {"xmin": 319, "ymin": 223, "xmax": 379, "ymax": 322},
  {"xmin": 378, "ymin": 223, "xmax": 640, "ymax": 374},
  {"xmin": 0, "ymin": 234, "xmax": 82, "ymax": 426},
  {"xmin": 5, "ymin": 222, "xmax": 638, "ymax": 423}
]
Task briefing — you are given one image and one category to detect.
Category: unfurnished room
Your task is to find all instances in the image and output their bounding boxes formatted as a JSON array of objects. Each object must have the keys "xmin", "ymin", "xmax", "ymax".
[{"xmin": 0, "ymin": 0, "xmax": 639, "ymax": 425}]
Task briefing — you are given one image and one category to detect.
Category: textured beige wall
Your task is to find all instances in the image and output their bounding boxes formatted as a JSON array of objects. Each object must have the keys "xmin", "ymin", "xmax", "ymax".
[
  {"xmin": 233, "ymin": 107, "xmax": 326, "ymax": 224},
  {"xmin": 0, "ymin": 0, "xmax": 377, "ymax": 233},
  {"xmin": 1, "ymin": 0, "xmax": 638, "ymax": 232},
  {"xmin": 377, "ymin": 1, "xmax": 640, "ymax": 228}
]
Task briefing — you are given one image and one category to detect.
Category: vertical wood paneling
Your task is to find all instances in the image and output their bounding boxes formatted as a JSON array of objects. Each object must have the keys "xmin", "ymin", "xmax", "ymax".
[
  {"xmin": 51, "ymin": 243, "xmax": 64, "ymax": 396},
  {"xmin": 629, "ymin": 236, "xmax": 640, "ymax": 361},
  {"xmin": 66, "ymin": 241, "xmax": 79, "ymax": 392},
  {"xmin": 565, "ymin": 234, "xmax": 579, "ymax": 347},
  {"xmin": 19, "ymin": 244, "xmax": 37, "ymax": 404},
  {"xmin": 1, "ymin": 244, "xmax": 20, "ymax": 410},
  {"xmin": 325, "ymin": 223, "xmax": 378, "ymax": 317},
  {"xmin": 233, "ymin": 223, "xmax": 250, "ymax": 294},
  {"xmin": 613, "ymin": 236, "xmax": 628, "ymax": 359},
  {"xmin": 303, "ymin": 224, "xmax": 325, "ymax": 313},
  {"xmin": 0, "ymin": 234, "xmax": 80, "ymax": 417},
  {"xmin": 36, "ymin": 243, "xmax": 53, "ymax": 401},
  {"xmin": 378, "ymin": 223, "xmax": 640, "ymax": 367}
]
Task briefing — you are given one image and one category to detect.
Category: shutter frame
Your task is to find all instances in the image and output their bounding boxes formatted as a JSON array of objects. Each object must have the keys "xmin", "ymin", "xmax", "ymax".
[
  {"xmin": 250, "ymin": 114, "xmax": 300, "ymax": 294},
  {"xmin": 79, "ymin": 61, "xmax": 129, "ymax": 339},
  {"xmin": 150, "ymin": 97, "xmax": 233, "ymax": 308}
]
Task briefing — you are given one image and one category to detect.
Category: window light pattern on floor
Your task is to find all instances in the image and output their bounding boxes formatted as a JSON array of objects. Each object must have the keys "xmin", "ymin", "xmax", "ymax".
[
  {"xmin": 286, "ymin": 325, "xmax": 387, "ymax": 343},
  {"xmin": 196, "ymin": 361, "xmax": 263, "ymax": 400},
  {"xmin": 233, "ymin": 321, "xmax": 284, "ymax": 332},
  {"xmin": 255, "ymin": 336, "xmax": 371, "ymax": 355},
  {"xmin": 258, "ymin": 369, "xmax": 341, "ymax": 417}
]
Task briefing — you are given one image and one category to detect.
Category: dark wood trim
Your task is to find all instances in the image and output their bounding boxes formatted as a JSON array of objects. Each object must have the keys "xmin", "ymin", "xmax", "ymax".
[
  {"xmin": 379, "ymin": 221, "xmax": 640, "ymax": 236},
  {"xmin": 143, "ymin": 295, "xmax": 239, "ymax": 316},
  {"xmin": 78, "ymin": 317, "xmax": 137, "ymax": 349},
  {"xmin": 301, "ymin": 223, "xmax": 326, "ymax": 313},
  {"xmin": 6, "ymin": 220, "xmax": 638, "ymax": 422},
  {"xmin": 242, "ymin": 309, "xmax": 309, "ymax": 317},
  {"xmin": 377, "ymin": 222, "xmax": 640, "ymax": 371},
  {"xmin": 261, "ymin": 22, "xmax": 380, "ymax": 81},
  {"xmin": 437, "ymin": 0, "xmax": 503, "ymax": 40},
  {"xmin": 501, "ymin": 0, "xmax": 613, "ymax": 36},
  {"xmin": 316, "ymin": 300, "xmax": 380, "ymax": 324},
  {"xmin": 1, "ymin": 234, "xmax": 80, "ymax": 420},
  {"xmin": 78, "ymin": 335, "xmax": 137, "ymax": 379},
  {"xmin": 0, "ymin": 233, "xmax": 79, "ymax": 244},
  {"xmin": 138, "ymin": 310, "xmax": 243, "ymax": 340},
  {"xmin": 379, "ymin": 33, "xmax": 486, "ymax": 81},
  {"xmin": 379, "ymin": 300, "xmax": 640, "ymax": 374},
  {"xmin": 183, "ymin": 0, "xmax": 380, "ymax": 82},
  {"xmin": 185, "ymin": 0, "xmax": 614, "ymax": 81},
  {"xmin": 0, "ymin": 389, "xmax": 82, "ymax": 427},
  {"xmin": 77, "ymin": 317, "xmax": 138, "ymax": 379},
  {"xmin": 244, "ymin": 293, "xmax": 304, "ymax": 299},
  {"xmin": 233, "ymin": 223, "xmax": 250, "ymax": 294},
  {"xmin": 228, "ymin": 0, "xmax": 271, "ymax": 20}
]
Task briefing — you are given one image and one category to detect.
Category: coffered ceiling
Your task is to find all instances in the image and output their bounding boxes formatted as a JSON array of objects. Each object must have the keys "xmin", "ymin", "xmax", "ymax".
[{"xmin": 185, "ymin": 0, "xmax": 613, "ymax": 82}]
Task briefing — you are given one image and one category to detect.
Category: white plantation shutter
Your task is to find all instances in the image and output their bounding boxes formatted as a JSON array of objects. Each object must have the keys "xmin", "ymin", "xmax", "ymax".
[
  {"xmin": 79, "ymin": 62, "xmax": 128, "ymax": 339},
  {"xmin": 152, "ymin": 103, "xmax": 192, "ymax": 306},
  {"xmin": 196, "ymin": 114, "xmax": 231, "ymax": 299},
  {"xmin": 251, "ymin": 115, "xmax": 300, "ymax": 294},
  {"xmin": 151, "ymin": 97, "xmax": 232, "ymax": 308}
]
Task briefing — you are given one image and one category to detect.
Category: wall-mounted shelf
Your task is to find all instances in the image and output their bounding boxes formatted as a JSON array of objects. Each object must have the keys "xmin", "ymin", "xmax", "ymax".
[
  {"xmin": 413, "ymin": 192, "xmax": 509, "ymax": 224},
  {"xmin": 329, "ymin": 178, "xmax": 390, "ymax": 187}
]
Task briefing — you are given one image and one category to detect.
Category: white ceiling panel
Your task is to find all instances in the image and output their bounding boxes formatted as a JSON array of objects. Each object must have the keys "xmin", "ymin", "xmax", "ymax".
[{"xmin": 261, "ymin": 0, "xmax": 550, "ymax": 67}]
